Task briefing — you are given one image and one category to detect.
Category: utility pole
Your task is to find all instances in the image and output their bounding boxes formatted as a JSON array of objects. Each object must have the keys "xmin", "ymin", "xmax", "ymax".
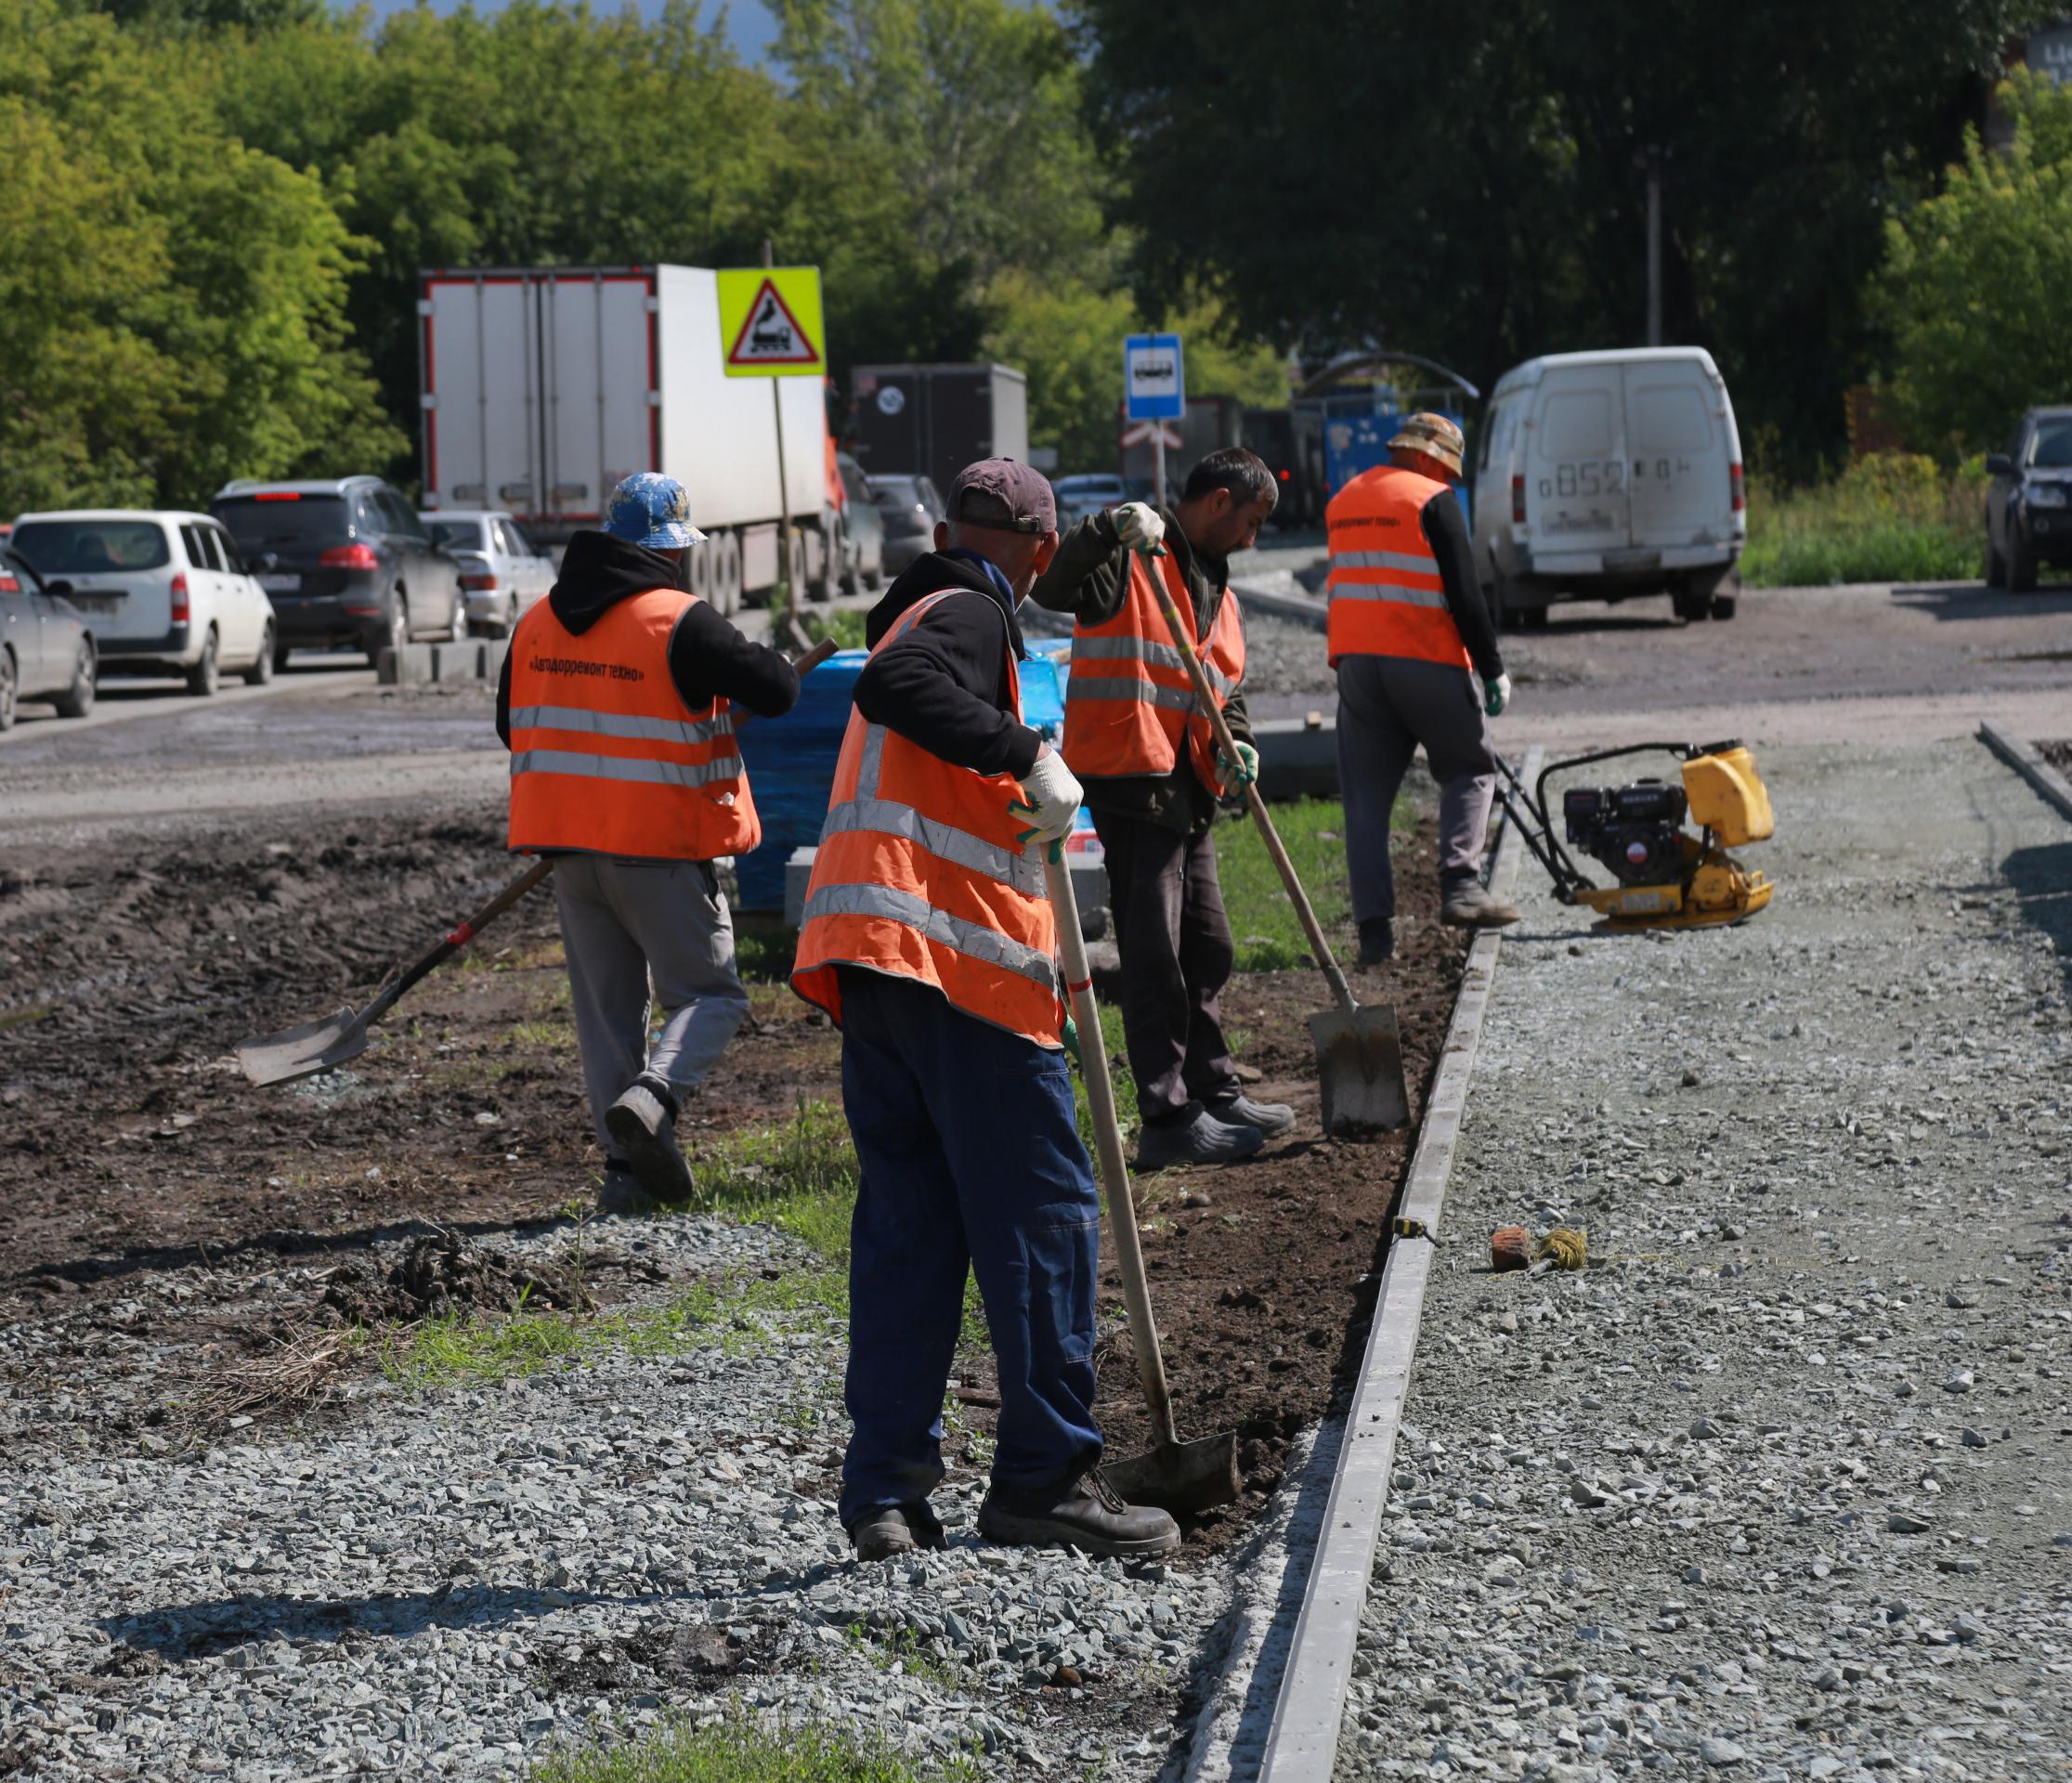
[
  {"xmin": 762, "ymin": 236, "xmax": 809, "ymax": 652},
  {"xmin": 1643, "ymin": 148, "xmax": 1664, "ymax": 348}
]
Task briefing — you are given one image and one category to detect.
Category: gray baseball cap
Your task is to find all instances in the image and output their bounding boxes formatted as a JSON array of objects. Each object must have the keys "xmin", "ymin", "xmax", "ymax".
[{"xmin": 948, "ymin": 458, "xmax": 1057, "ymax": 535}]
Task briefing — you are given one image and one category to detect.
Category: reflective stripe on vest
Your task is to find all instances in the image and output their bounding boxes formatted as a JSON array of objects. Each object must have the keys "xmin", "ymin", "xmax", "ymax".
[
  {"xmin": 506, "ymin": 587, "xmax": 761, "ymax": 861},
  {"xmin": 789, "ymin": 589, "xmax": 1063, "ymax": 1048},
  {"xmin": 1324, "ymin": 467, "xmax": 1471, "ymax": 670},
  {"xmin": 1061, "ymin": 544, "xmax": 1246, "ymax": 793}
]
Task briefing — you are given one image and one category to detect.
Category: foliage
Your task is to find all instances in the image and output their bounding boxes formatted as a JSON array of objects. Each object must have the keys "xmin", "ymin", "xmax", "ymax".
[
  {"xmin": 1873, "ymin": 72, "xmax": 2072, "ymax": 458},
  {"xmin": 1740, "ymin": 453, "xmax": 1988, "ymax": 587},
  {"xmin": 1217, "ymin": 793, "xmax": 1412, "ymax": 973},
  {"xmin": 536, "ymin": 1713, "xmax": 983, "ymax": 1783},
  {"xmin": 1076, "ymin": 0, "xmax": 2059, "ymax": 478}
]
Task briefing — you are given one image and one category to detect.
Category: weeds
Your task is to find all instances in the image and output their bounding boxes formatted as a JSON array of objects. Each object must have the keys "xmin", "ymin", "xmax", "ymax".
[
  {"xmin": 1215, "ymin": 794, "xmax": 1411, "ymax": 972},
  {"xmin": 186, "ymin": 1324, "xmax": 360, "ymax": 1429},
  {"xmin": 536, "ymin": 1711, "xmax": 983, "ymax": 1783},
  {"xmin": 845, "ymin": 1623, "xmax": 969, "ymax": 1690},
  {"xmin": 1741, "ymin": 453, "xmax": 1989, "ymax": 587}
]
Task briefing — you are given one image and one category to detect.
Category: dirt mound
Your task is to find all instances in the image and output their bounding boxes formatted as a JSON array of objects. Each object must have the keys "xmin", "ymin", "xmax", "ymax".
[
  {"xmin": 320, "ymin": 1230, "xmax": 592, "ymax": 1326},
  {"xmin": 540, "ymin": 1622, "xmax": 774, "ymax": 1694},
  {"xmin": 2041, "ymin": 738, "xmax": 2071, "ymax": 775}
]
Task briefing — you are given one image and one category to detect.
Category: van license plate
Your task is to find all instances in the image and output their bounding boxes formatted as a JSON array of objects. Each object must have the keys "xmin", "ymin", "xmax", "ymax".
[
  {"xmin": 258, "ymin": 573, "xmax": 302, "ymax": 592},
  {"xmin": 69, "ymin": 593, "xmax": 120, "ymax": 615}
]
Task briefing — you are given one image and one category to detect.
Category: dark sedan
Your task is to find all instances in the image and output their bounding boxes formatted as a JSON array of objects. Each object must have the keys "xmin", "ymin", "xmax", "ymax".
[
  {"xmin": 0, "ymin": 548, "xmax": 98, "ymax": 731},
  {"xmin": 867, "ymin": 473, "xmax": 947, "ymax": 579},
  {"xmin": 1987, "ymin": 407, "xmax": 2072, "ymax": 592}
]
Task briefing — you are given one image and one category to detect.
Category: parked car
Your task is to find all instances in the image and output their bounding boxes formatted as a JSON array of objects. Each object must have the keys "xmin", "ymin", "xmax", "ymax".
[
  {"xmin": 0, "ymin": 547, "xmax": 97, "ymax": 731},
  {"xmin": 1472, "ymin": 347, "xmax": 1746, "ymax": 627},
  {"xmin": 1986, "ymin": 406, "xmax": 2072, "ymax": 592},
  {"xmin": 834, "ymin": 453, "xmax": 885, "ymax": 595},
  {"xmin": 867, "ymin": 473, "xmax": 947, "ymax": 579},
  {"xmin": 213, "ymin": 476, "xmax": 463, "ymax": 667},
  {"xmin": 1054, "ymin": 472, "xmax": 1128, "ymax": 529},
  {"xmin": 9, "ymin": 509, "xmax": 276, "ymax": 696},
  {"xmin": 421, "ymin": 509, "xmax": 555, "ymax": 637}
]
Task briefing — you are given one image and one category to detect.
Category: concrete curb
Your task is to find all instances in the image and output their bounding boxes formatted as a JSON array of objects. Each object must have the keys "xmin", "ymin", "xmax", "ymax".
[
  {"xmin": 1250, "ymin": 744, "xmax": 1541, "ymax": 1783},
  {"xmin": 1978, "ymin": 719, "xmax": 2072, "ymax": 826},
  {"xmin": 376, "ymin": 639, "xmax": 510, "ymax": 687},
  {"xmin": 1230, "ymin": 578, "xmax": 1328, "ymax": 631}
]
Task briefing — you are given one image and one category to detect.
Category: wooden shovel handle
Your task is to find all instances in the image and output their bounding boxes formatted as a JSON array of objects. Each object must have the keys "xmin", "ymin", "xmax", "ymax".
[
  {"xmin": 361, "ymin": 857, "xmax": 555, "ymax": 1030},
  {"xmin": 1140, "ymin": 561, "xmax": 1360, "ymax": 1016},
  {"xmin": 1046, "ymin": 854, "xmax": 1180, "ymax": 1451}
]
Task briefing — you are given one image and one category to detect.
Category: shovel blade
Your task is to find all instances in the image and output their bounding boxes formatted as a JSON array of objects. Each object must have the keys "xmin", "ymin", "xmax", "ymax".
[
  {"xmin": 1310, "ymin": 1003, "xmax": 1409, "ymax": 1135},
  {"xmin": 235, "ymin": 1006, "xmax": 371, "ymax": 1087},
  {"xmin": 1101, "ymin": 1430, "xmax": 1244, "ymax": 1516}
]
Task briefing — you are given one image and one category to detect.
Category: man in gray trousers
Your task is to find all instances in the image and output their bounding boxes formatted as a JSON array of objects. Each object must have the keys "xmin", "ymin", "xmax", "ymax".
[
  {"xmin": 499, "ymin": 474, "xmax": 801, "ymax": 1212},
  {"xmin": 1326, "ymin": 413, "xmax": 1519, "ymax": 965}
]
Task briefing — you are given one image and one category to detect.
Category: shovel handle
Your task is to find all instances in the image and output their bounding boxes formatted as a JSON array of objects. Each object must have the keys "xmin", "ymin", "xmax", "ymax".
[
  {"xmin": 360, "ymin": 857, "xmax": 556, "ymax": 1031},
  {"xmin": 1046, "ymin": 854, "xmax": 1181, "ymax": 1451},
  {"xmin": 1140, "ymin": 558, "xmax": 1360, "ymax": 1016}
]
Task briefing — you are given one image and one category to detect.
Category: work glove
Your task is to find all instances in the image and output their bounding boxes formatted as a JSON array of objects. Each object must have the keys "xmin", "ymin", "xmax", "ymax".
[
  {"xmin": 1114, "ymin": 501, "xmax": 1166, "ymax": 557},
  {"xmin": 1062, "ymin": 1012, "xmax": 1081, "ymax": 1067},
  {"xmin": 1009, "ymin": 744, "xmax": 1083, "ymax": 848},
  {"xmin": 1216, "ymin": 738, "xmax": 1259, "ymax": 787},
  {"xmin": 1483, "ymin": 672, "xmax": 1513, "ymax": 719}
]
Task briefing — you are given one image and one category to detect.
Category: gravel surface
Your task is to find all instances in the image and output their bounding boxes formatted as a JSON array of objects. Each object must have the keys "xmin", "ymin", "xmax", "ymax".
[{"xmin": 1333, "ymin": 739, "xmax": 2072, "ymax": 1781}]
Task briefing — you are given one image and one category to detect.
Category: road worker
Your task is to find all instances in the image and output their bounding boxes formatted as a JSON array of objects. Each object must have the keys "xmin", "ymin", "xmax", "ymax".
[
  {"xmin": 1030, "ymin": 448, "xmax": 1292, "ymax": 1173},
  {"xmin": 1327, "ymin": 412, "xmax": 1518, "ymax": 965},
  {"xmin": 497, "ymin": 473, "xmax": 801, "ymax": 1213},
  {"xmin": 791, "ymin": 458, "xmax": 1181, "ymax": 1564}
]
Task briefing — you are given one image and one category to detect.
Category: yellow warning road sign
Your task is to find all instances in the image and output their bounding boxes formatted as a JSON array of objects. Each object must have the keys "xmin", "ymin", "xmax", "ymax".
[{"xmin": 717, "ymin": 267, "xmax": 825, "ymax": 377}]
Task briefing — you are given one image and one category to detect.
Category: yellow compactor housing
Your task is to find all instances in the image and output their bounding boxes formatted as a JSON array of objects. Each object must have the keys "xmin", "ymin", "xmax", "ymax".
[{"xmin": 1573, "ymin": 744, "xmax": 1774, "ymax": 929}]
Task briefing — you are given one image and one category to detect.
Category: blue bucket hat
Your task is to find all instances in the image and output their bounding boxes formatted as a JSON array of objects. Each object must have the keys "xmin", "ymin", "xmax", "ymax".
[{"xmin": 604, "ymin": 473, "xmax": 706, "ymax": 550}]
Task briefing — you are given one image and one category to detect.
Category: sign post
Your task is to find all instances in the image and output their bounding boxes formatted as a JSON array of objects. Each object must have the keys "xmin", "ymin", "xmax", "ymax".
[
  {"xmin": 718, "ymin": 256, "xmax": 826, "ymax": 642},
  {"xmin": 1124, "ymin": 332, "xmax": 1185, "ymax": 505}
]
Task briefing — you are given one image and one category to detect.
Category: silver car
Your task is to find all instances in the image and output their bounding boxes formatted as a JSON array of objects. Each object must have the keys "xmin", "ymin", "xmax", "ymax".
[{"xmin": 421, "ymin": 510, "xmax": 555, "ymax": 638}]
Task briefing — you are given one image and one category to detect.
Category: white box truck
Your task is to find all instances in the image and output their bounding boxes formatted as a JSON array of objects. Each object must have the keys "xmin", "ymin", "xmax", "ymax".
[
  {"xmin": 1471, "ymin": 347, "xmax": 1746, "ymax": 628},
  {"xmin": 417, "ymin": 265, "xmax": 837, "ymax": 614}
]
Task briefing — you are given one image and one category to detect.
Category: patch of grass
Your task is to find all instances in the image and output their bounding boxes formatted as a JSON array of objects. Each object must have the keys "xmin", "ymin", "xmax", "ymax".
[
  {"xmin": 684, "ymin": 1100, "xmax": 859, "ymax": 1265},
  {"xmin": 733, "ymin": 914, "xmax": 801, "ymax": 983},
  {"xmin": 845, "ymin": 1622, "xmax": 969, "ymax": 1690},
  {"xmin": 1741, "ymin": 453, "xmax": 1988, "ymax": 587},
  {"xmin": 1216, "ymin": 794, "xmax": 1411, "ymax": 972},
  {"xmin": 504, "ymin": 1015, "xmax": 575, "ymax": 1051},
  {"xmin": 537, "ymin": 1714, "xmax": 983, "ymax": 1783}
]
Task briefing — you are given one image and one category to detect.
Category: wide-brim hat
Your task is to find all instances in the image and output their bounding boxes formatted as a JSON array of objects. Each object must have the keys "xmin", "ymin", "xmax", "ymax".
[
  {"xmin": 605, "ymin": 472, "xmax": 707, "ymax": 550},
  {"xmin": 1388, "ymin": 411, "xmax": 1466, "ymax": 478}
]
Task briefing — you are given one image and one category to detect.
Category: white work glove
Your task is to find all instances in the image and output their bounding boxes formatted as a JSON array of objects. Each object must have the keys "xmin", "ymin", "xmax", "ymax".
[
  {"xmin": 1483, "ymin": 672, "xmax": 1513, "ymax": 719},
  {"xmin": 1010, "ymin": 744, "xmax": 1084, "ymax": 852},
  {"xmin": 1114, "ymin": 501, "xmax": 1166, "ymax": 557}
]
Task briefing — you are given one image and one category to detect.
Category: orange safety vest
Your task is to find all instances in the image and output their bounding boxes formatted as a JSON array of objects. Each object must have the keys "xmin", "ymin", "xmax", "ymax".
[
  {"xmin": 1324, "ymin": 465, "xmax": 1471, "ymax": 670},
  {"xmin": 790, "ymin": 590, "xmax": 1064, "ymax": 1048},
  {"xmin": 1061, "ymin": 545, "xmax": 1245, "ymax": 794},
  {"xmin": 507, "ymin": 588, "xmax": 760, "ymax": 861}
]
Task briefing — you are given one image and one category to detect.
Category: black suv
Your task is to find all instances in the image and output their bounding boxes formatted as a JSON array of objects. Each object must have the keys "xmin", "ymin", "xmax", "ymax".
[
  {"xmin": 212, "ymin": 475, "xmax": 464, "ymax": 666},
  {"xmin": 1986, "ymin": 407, "xmax": 2072, "ymax": 592}
]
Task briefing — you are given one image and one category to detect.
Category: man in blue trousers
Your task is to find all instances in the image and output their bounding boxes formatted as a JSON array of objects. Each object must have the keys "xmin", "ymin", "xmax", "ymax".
[{"xmin": 791, "ymin": 459, "xmax": 1182, "ymax": 1563}]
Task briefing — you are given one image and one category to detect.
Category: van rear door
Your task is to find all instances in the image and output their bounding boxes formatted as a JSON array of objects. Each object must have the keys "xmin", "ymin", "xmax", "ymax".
[
  {"xmin": 1622, "ymin": 360, "xmax": 1727, "ymax": 548},
  {"xmin": 1526, "ymin": 368, "xmax": 1630, "ymax": 558}
]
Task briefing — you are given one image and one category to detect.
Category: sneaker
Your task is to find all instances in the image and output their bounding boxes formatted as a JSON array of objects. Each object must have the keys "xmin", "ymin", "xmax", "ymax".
[
  {"xmin": 1134, "ymin": 1107, "xmax": 1264, "ymax": 1172},
  {"xmin": 605, "ymin": 1074, "xmax": 693, "ymax": 1203},
  {"xmin": 1357, "ymin": 918, "xmax": 1395, "ymax": 965},
  {"xmin": 1440, "ymin": 881, "xmax": 1522, "ymax": 929},
  {"xmin": 977, "ymin": 1468, "xmax": 1180, "ymax": 1559},
  {"xmin": 1205, "ymin": 1090, "xmax": 1296, "ymax": 1139},
  {"xmin": 848, "ymin": 1502, "xmax": 946, "ymax": 1562},
  {"xmin": 595, "ymin": 1161, "xmax": 657, "ymax": 1217}
]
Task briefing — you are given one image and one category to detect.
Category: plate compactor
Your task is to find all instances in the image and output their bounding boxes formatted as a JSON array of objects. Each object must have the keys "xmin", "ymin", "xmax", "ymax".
[{"xmin": 1493, "ymin": 740, "xmax": 1775, "ymax": 930}]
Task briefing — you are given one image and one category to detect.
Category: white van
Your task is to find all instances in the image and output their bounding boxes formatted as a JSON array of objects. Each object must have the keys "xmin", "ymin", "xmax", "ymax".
[
  {"xmin": 7, "ymin": 510, "xmax": 279, "ymax": 694},
  {"xmin": 1471, "ymin": 348, "xmax": 1745, "ymax": 627}
]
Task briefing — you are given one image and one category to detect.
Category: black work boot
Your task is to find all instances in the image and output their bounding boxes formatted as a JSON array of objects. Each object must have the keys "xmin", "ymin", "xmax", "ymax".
[
  {"xmin": 977, "ymin": 1468, "xmax": 1180, "ymax": 1558},
  {"xmin": 1357, "ymin": 918, "xmax": 1396, "ymax": 965},
  {"xmin": 605, "ymin": 1073, "xmax": 692, "ymax": 1203},
  {"xmin": 1134, "ymin": 1106, "xmax": 1264, "ymax": 1172},
  {"xmin": 1205, "ymin": 1090, "xmax": 1296, "ymax": 1139},
  {"xmin": 1440, "ymin": 879, "xmax": 1522, "ymax": 929},
  {"xmin": 847, "ymin": 1502, "xmax": 947, "ymax": 1563}
]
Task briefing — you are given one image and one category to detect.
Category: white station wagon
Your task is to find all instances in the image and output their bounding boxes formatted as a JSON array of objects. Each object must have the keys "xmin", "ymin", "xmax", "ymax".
[{"xmin": 7, "ymin": 509, "xmax": 280, "ymax": 694}]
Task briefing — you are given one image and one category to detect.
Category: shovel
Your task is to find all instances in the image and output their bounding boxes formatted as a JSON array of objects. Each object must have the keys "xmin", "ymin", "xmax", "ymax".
[
  {"xmin": 1046, "ymin": 852, "xmax": 1242, "ymax": 1515},
  {"xmin": 237, "ymin": 857, "xmax": 555, "ymax": 1087},
  {"xmin": 1139, "ymin": 556, "xmax": 1409, "ymax": 1135}
]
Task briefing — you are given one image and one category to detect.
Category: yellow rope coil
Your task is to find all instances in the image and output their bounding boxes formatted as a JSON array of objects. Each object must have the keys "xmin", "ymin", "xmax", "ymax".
[{"xmin": 1535, "ymin": 1227, "xmax": 1589, "ymax": 1270}]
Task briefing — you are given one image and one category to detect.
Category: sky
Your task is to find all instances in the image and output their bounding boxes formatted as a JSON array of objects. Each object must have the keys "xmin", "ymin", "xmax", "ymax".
[{"xmin": 362, "ymin": 0, "xmax": 783, "ymax": 61}]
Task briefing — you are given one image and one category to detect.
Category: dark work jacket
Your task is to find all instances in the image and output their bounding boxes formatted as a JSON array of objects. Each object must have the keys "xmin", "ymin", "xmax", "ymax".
[
  {"xmin": 495, "ymin": 530, "xmax": 800, "ymax": 747},
  {"xmin": 1027, "ymin": 506, "xmax": 1255, "ymax": 833},
  {"xmin": 1421, "ymin": 495, "xmax": 1505, "ymax": 683}
]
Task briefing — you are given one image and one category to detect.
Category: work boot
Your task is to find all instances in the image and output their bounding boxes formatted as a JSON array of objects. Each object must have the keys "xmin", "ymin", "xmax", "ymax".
[
  {"xmin": 1357, "ymin": 918, "xmax": 1395, "ymax": 966},
  {"xmin": 847, "ymin": 1502, "xmax": 946, "ymax": 1563},
  {"xmin": 595, "ymin": 1161, "xmax": 657, "ymax": 1217},
  {"xmin": 605, "ymin": 1074, "xmax": 693, "ymax": 1204},
  {"xmin": 1134, "ymin": 1107, "xmax": 1264, "ymax": 1172},
  {"xmin": 1205, "ymin": 1090, "xmax": 1296, "ymax": 1139},
  {"xmin": 977, "ymin": 1468, "xmax": 1180, "ymax": 1559},
  {"xmin": 1440, "ymin": 880, "xmax": 1522, "ymax": 930}
]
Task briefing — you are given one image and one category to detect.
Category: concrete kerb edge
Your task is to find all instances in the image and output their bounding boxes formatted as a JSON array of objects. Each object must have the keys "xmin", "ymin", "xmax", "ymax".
[
  {"xmin": 1229, "ymin": 578, "xmax": 1328, "ymax": 631},
  {"xmin": 1244, "ymin": 744, "xmax": 1541, "ymax": 1783},
  {"xmin": 1978, "ymin": 718, "xmax": 2072, "ymax": 826},
  {"xmin": 377, "ymin": 639, "xmax": 511, "ymax": 687}
]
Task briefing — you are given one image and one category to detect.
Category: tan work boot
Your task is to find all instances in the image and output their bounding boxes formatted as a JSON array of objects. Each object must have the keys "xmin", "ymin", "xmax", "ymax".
[{"xmin": 1440, "ymin": 881, "xmax": 1522, "ymax": 929}]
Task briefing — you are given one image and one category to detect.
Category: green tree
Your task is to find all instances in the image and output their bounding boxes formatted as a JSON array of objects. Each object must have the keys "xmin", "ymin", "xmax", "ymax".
[{"xmin": 1874, "ymin": 71, "xmax": 2072, "ymax": 456}]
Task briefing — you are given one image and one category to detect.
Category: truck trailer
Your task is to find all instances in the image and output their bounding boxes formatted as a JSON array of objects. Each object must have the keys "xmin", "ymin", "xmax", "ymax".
[
  {"xmin": 847, "ymin": 364, "xmax": 1029, "ymax": 495},
  {"xmin": 417, "ymin": 265, "xmax": 838, "ymax": 615}
]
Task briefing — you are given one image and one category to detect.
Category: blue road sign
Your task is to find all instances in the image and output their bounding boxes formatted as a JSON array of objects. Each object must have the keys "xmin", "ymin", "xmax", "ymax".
[{"xmin": 1124, "ymin": 333, "xmax": 1185, "ymax": 422}]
